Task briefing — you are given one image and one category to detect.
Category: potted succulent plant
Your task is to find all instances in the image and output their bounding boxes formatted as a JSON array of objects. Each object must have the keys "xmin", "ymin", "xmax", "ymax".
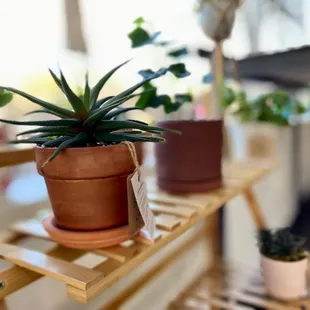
[
  {"xmin": 128, "ymin": 18, "xmax": 223, "ymax": 193},
  {"xmin": 0, "ymin": 60, "xmax": 188, "ymax": 248},
  {"xmin": 257, "ymin": 228, "xmax": 308, "ymax": 300}
]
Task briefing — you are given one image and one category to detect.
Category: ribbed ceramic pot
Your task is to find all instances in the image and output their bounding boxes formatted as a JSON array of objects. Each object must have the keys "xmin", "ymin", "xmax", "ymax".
[
  {"xmin": 155, "ymin": 120, "xmax": 223, "ymax": 193},
  {"xmin": 261, "ymin": 255, "xmax": 308, "ymax": 300}
]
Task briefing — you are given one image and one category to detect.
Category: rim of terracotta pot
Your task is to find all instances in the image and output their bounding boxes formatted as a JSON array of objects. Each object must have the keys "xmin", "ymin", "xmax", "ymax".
[
  {"xmin": 261, "ymin": 254, "xmax": 308, "ymax": 265},
  {"xmin": 35, "ymin": 142, "xmax": 139, "ymax": 179},
  {"xmin": 35, "ymin": 142, "xmax": 132, "ymax": 153}
]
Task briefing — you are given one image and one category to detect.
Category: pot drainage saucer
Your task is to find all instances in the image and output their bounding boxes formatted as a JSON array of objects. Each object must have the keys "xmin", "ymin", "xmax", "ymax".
[{"xmin": 43, "ymin": 214, "xmax": 137, "ymax": 249}]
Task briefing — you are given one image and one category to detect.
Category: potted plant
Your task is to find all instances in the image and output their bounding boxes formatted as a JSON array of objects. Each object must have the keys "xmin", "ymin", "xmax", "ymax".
[
  {"xmin": 128, "ymin": 18, "xmax": 223, "ymax": 193},
  {"xmin": 257, "ymin": 228, "xmax": 308, "ymax": 300},
  {"xmin": 0, "ymin": 60, "xmax": 188, "ymax": 248}
]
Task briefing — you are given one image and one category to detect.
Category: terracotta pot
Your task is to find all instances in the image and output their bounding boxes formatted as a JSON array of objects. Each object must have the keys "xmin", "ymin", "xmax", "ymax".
[
  {"xmin": 261, "ymin": 255, "xmax": 308, "ymax": 300},
  {"xmin": 155, "ymin": 120, "xmax": 223, "ymax": 193},
  {"xmin": 35, "ymin": 143, "xmax": 139, "ymax": 231}
]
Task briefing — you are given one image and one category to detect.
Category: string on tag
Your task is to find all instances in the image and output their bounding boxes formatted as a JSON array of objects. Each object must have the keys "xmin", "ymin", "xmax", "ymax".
[
  {"xmin": 122, "ymin": 141, "xmax": 141, "ymax": 180},
  {"xmin": 40, "ymin": 160, "xmax": 48, "ymax": 176}
]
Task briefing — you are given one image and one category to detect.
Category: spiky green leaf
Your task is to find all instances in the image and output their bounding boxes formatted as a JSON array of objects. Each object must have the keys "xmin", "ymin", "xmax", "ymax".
[
  {"xmin": 83, "ymin": 73, "xmax": 90, "ymax": 108},
  {"xmin": 96, "ymin": 132, "xmax": 164, "ymax": 143},
  {"xmin": 93, "ymin": 96, "xmax": 114, "ymax": 110},
  {"xmin": 0, "ymin": 118, "xmax": 80, "ymax": 127},
  {"xmin": 48, "ymin": 69, "xmax": 63, "ymax": 91},
  {"xmin": 16, "ymin": 125, "xmax": 74, "ymax": 137},
  {"xmin": 46, "ymin": 132, "xmax": 89, "ymax": 162},
  {"xmin": 43, "ymin": 136, "xmax": 73, "ymax": 147},
  {"xmin": 8, "ymin": 137, "xmax": 52, "ymax": 145},
  {"xmin": 86, "ymin": 67, "xmax": 170, "ymax": 126},
  {"xmin": 24, "ymin": 109, "xmax": 65, "ymax": 118},
  {"xmin": 59, "ymin": 70, "xmax": 87, "ymax": 116},
  {"xmin": 97, "ymin": 120, "xmax": 174, "ymax": 134},
  {"xmin": 89, "ymin": 60, "xmax": 130, "ymax": 110},
  {"xmin": 0, "ymin": 87, "xmax": 75, "ymax": 118},
  {"xmin": 103, "ymin": 107, "xmax": 143, "ymax": 120}
]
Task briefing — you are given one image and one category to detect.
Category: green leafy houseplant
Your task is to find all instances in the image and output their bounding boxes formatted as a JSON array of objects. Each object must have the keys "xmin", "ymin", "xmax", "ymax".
[
  {"xmin": 128, "ymin": 17, "xmax": 193, "ymax": 116},
  {"xmin": 0, "ymin": 60, "xmax": 190, "ymax": 162},
  {"xmin": 222, "ymin": 87, "xmax": 306, "ymax": 126},
  {"xmin": 257, "ymin": 228, "xmax": 307, "ymax": 262}
]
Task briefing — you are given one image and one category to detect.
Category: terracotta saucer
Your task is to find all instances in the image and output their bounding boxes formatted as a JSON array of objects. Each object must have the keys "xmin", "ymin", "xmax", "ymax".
[{"xmin": 43, "ymin": 214, "xmax": 137, "ymax": 249}]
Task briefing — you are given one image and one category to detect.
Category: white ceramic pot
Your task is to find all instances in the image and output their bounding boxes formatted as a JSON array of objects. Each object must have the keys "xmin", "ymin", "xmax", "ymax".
[{"xmin": 261, "ymin": 255, "xmax": 308, "ymax": 300}]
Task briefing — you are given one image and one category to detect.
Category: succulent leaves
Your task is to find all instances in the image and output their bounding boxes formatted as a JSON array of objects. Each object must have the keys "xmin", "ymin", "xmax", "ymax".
[
  {"xmin": 257, "ymin": 228, "xmax": 307, "ymax": 262},
  {"xmin": 0, "ymin": 60, "xmax": 189, "ymax": 162}
]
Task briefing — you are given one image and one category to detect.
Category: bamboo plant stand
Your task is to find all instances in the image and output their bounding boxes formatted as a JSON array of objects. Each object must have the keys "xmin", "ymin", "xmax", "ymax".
[
  {"xmin": 170, "ymin": 264, "xmax": 310, "ymax": 310},
  {"xmin": 0, "ymin": 162, "xmax": 271, "ymax": 308}
]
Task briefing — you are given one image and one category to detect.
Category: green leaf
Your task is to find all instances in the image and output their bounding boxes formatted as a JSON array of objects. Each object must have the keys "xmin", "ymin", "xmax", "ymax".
[
  {"xmin": 202, "ymin": 73, "xmax": 213, "ymax": 84},
  {"xmin": 135, "ymin": 82, "xmax": 157, "ymax": 109},
  {"xmin": 48, "ymin": 69, "xmax": 63, "ymax": 91},
  {"xmin": 167, "ymin": 47, "xmax": 188, "ymax": 58},
  {"xmin": 8, "ymin": 137, "xmax": 52, "ymax": 145},
  {"xmin": 97, "ymin": 120, "xmax": 173, "ymax": 134},
  {"xmin": 85, "ymin": 95, "xmax": 138, "ymax": 126},
  {"xmin": 46, "ymin": 132, "xmax": 88, "ymax": 162},
  {"xmin": 138, "ymin": 69, "xmax": 155, "ymax": 79},
  {"xmin": 36, "ymin": 132, "xmax": 74, "ymax": 138},
  {"xmin": 0, "ymin": 87, "xmax": 75, "ymax": 118},
  {"xmin": 24, "ymin": 109, "xmax": 65, "ymax": 118},
  {"xmin": 96, "ymin": 132, "xmax": 164, "ymax": 143},
  {"xmin": 168, "ymin": 63, "xmax": 190, "ymax": 78},
  {"xmin": 152, "ymin": 95, "xmax": 171, "ymax": 109},
  {"xmin": 134, "ymin": 17, "xmax": 145, "ymax": 26},
  {"xmin": 164, "ymin": 101, "xmax": 182, "ymax": 114},
  {"xmin": 59, "ymin": 70, "xmax": 87, "ymax": 116},
  {"xmin": 93, "ymin": 96, "xmax": 114, "ymax": 110},
  {"xmin": 174, "ymin": 93, "xmax": 193, "ymax": 103},
  {"xmin": 0, "ymin": 92, "xmax": 13, "ymax": 107},
  {"xmin": 85, "ymin": 67, "xmax": 171, "ymax": 126},
  {"xmin": 0, "ymin": 118, "xmax": 81, "ymax": 127},
  {"xmin": 16, "ymin": 125, "xmax": 74, "ymax": 137},
  {"xmin": 43, "ymin": 136, "xmax": 73, "ymax": 147},
  {"xmin": 89, "ymin": 60, "xmax": 130, "ymax": 110},
  {"xmin": 83, "ymin": 73, "xmax": 90, "ymax": 108},
  {"xmin": 103, "ymin": 107, "xmax": 143, "ymax": 120},
  {"xmin": 128, "ymin": 27, "xmax": 151, "ymax": 48}
]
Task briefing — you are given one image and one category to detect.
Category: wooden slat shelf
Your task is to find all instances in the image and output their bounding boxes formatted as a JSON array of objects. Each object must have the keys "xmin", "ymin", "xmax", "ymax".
[
  {"xmin": 170, "ymin": 263, "xmax": 310, "ymax": 310},
  {"xmin": 0, "ymin": 163, "xmax": 270, "ymax": 304}
]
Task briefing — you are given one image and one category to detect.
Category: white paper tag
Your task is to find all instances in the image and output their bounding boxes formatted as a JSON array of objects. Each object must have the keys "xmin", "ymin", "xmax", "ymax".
[{"xmin": 131, "ymin": 168, "xmax": 156, "ymax": 240}]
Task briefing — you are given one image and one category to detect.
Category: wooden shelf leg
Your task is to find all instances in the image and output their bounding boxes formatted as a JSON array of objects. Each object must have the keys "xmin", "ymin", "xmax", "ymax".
[
  {"xmin": 243, "ymin": 187, "xmax": 267, "ymax": 230},
  {"xmin": 0, "ymin": 300, "xmax": 7, "ymax": 310},
  {"xmin": 206, "ymin": 210, "xmax": 221, "ymax": 272}
]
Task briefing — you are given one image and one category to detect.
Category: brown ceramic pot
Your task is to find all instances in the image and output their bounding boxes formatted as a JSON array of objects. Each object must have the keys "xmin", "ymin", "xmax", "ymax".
[
  {"xmin": 35, "ymin": 143, "xmax": 141, "ymax": 231},
  {"xmin": 155, "ymin": 120, "xmax": 223, "ymax": 193}
]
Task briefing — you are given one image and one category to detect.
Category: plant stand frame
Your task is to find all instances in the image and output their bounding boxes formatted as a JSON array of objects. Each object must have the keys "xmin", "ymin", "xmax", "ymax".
[{"xmin": 0, "ymin": 149, "xmax": 271, "ymax": 308}]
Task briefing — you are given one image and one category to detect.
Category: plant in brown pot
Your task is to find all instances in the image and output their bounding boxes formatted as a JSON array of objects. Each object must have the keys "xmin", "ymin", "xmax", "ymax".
[
  {"xmin": 0, "ymin": 60, "xmax": 188, "ymax": 248},
  {"xmin": 257, "ymin": 228, "xmax": 308, "ymax": 300},
  {"xmin": 128, "ymin": 17, "xmax": 223, "ymax": 193}
]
